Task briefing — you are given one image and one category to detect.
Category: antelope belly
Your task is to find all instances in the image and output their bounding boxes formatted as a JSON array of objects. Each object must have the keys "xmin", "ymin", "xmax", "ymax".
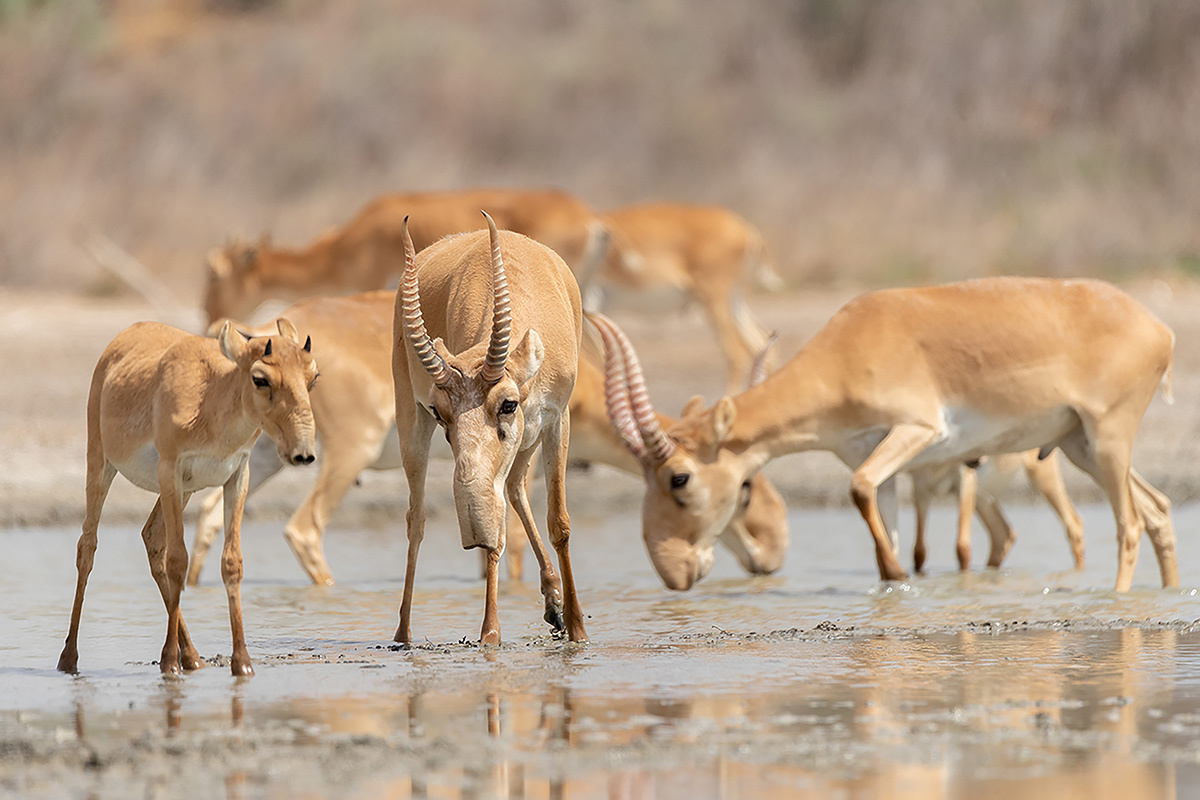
[{"xmin": 909, "ymin": 405, "xmax": 1078, "ymax": 470}]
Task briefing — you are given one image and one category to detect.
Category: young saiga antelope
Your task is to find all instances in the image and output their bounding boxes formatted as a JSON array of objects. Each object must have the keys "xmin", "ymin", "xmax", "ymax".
[
  {"xmin": 57, "ymin": 319, "xmax": 318, "ymax": 676},
  {"xmin": 594, "ymin": 278, "xmax": 1177, "ymax": 592},
  {"xmin": 394, "ymin": 213, "xmax": 588, "ymax": 645}
]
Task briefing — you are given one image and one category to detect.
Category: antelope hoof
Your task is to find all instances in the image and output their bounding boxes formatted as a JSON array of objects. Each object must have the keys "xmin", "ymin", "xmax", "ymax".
[
  {"xmin": 159, "ymin": 659, "xmax": 182, "ymax": 677},
  {"xmin": 181, "ymin": 653, "xmax": 205, "ymax": 672},
  {"xmin": 56, "ymin": 649, "xmax": 79, "ymax": 674},
  {"xmin": 544, "ymin": 600, "xmax": 566, "ymax": 633},
  {"xmin": 481, "ymin": 629, "xmax": 501, "ymax": 647},
  {"xmin": 230, "ymin": 660, "xmax": 254, "ymax": 677}
]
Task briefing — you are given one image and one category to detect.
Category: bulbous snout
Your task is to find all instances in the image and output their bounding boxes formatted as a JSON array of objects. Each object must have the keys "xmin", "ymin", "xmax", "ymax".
[
  {"xmin": 453, "ymin": 476, "xmax": 506, "ymax": 550},
  {"xmin": 645, "ymin": 535, "xmax": 713, "ymax": 591},
  {"xmin": 272, "ymin": 417, "xmax": 316, "ymax": 467}
]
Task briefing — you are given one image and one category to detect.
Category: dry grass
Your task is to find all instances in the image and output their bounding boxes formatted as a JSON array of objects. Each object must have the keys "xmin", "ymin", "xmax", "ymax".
[{"xmin": 2, "ymin": 0, "xmax": 1200, "ymax": 304}]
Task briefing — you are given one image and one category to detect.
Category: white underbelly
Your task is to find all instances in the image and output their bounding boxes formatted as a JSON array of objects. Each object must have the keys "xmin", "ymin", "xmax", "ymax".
[
  {"xmin": 114, "ymin": 444, "xmax": 250, "ymax": 494},
  {"xmin": 907, "ymin": 405, "xmax": 1078, "ymax": 471}
]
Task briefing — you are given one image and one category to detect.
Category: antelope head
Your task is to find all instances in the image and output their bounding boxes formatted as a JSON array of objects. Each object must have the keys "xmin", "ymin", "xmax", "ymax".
[
  {"xmin": 400, "ymin": 212, "xmax": 544, "ymax": 551},
  {"xmin": 204, "ymin": 238, "xmax": 265, "ymax": 325},
  {"xmin": 590, "ymin": 312, "xmax": 754, "ymax": 590},
  {"xmin": 217, "ymin": 317, "xmax": 319, "ymax": 465}
]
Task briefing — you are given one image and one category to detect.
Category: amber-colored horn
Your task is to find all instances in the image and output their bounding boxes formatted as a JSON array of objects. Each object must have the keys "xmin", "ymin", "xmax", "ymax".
[
  {"xmin": 593, "ymin": 314, "xmax": 675, "ymax": 462},
  {"xmin": 588, "ymin": 313, "xmax": 646, "ymax": 458},
  {"xmin": 480, "ymin": 211, "xmax": 512, "ymax": 384},
  {"xmin": 400, "ymin": 215, "xmax": 451, "ymax": 387}
]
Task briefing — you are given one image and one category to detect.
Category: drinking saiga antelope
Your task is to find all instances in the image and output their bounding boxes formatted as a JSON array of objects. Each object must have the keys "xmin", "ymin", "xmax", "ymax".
[
  {"xmin": 58, "ymin": 319, "xmax": 319, "ymax": 676},
  {"xmin": 188, "ymin": 294, "xmax": 788, "ymax": 589},
  {"xmin": 393, "ymin": 212, "xmax": 588, "ymax": 644},
  {"xmin": 592, "ymin": 277, "xmax": 1177, "ymax": 592}
]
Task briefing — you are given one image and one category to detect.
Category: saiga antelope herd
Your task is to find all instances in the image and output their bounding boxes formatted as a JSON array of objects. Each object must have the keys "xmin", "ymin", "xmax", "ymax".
[
  {"xmin": 58, "ymin": 196, "xmax": 1181, "ymax": 676},
  {"xmin": 187, "ymin": 291, "xmax": 788, "ymax": 589}
]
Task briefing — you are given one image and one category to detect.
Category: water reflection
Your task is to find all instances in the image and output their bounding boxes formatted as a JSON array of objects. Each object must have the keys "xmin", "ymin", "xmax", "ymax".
[{"xmin": 53, "ymin": 625, "xmax": 1189, "ymax": 799}]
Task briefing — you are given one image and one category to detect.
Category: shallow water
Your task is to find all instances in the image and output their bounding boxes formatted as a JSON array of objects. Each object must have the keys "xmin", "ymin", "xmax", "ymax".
[{"xmin": 3, "ymin": 502, "xmax": 1200, "ymax": 798}]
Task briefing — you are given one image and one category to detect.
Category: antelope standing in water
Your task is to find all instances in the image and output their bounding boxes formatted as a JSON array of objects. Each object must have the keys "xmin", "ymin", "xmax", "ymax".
[
  {"xmin": 593, "ymin": 278, "xmax": 1177, "ymax": 592},
  {"xmin": 58, "ymin": 319, "xmax": 318, "ymax": 676}
]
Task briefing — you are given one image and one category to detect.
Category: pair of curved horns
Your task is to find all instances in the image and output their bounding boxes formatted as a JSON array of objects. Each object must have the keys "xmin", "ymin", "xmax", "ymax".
[
  {"xmin": 400, "ymin": 212, "xmax": 512, "ymax": 387},
  {"xmin": 589, "ymin": 312, "xmax": 675, "ymax": 463}
]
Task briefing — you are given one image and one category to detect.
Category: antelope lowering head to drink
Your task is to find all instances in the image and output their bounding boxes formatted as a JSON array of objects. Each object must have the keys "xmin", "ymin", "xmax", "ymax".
[
  {"xmin": 595, "ymin": 278, "xmax": 1177, "ymax": 592},
  {"xmin": 58, "ymin": 318, "xmax": 318, "ymax": 677}
]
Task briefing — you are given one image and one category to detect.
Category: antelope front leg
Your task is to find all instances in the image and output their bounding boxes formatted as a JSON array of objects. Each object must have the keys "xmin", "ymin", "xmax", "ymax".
[
  {"xmin": 395, "ymin": 426, "xmax": 434, "ymax": 644},
  {"xmin": 222, "ymin": 460, "xmax": 254, "ymax": 676},
  {"xmin": 542, "ymin": 411, "xmax": 588, "ymax": 642},
  {"xmin": 156, "ymin": 459, "xmax": 193, "ymax": 675},
  {"xmin": 140, "ymin": 497, "xmax": 204, "ymax": 672},
  {"xmin": 850, "ymin": 423, "xmax": 938, "ymax": 582},
  {"xmin": 481, "ymin": 547, "xmax": 502, "ymax": 646},
  {"xmin": 507, "ymin": 448, "xmax": 566, "ymax": 634}
]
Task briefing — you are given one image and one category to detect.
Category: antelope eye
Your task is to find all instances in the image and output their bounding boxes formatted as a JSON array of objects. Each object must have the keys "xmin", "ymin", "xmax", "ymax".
[
  {"xmin": 307, "ymin": 374, "xmax": 320, "ymax": 391},
  {"xmin": 429, "ymin": 406, "xmax": 445, "ymax": 425},
  {"xmin": 252, "ymin": 375, "xmax": 270, "ymax": 389},
  {"xmin": 499, "ymin": 399, "xmax": 518, "ymax": 415},
  {"xmin": 670, "ymin": 473, "xmax": 690, "ymax": 490}
]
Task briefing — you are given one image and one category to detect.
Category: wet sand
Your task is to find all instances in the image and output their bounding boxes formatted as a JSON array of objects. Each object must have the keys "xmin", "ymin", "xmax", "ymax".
[
  {"xmin": 4, "ymin": 285, "xmax": 1200, "ymax": 798},
  {"xmin": 4, "ymin": 502, "xmax": 1200, "ymax": 799}
]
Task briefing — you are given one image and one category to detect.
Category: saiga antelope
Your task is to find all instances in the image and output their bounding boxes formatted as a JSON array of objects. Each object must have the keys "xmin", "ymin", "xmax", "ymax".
[
  {"xmin": 911, "ymin": 450, "xmax": 1085, "ymax": 574},
  {"xmin": 58, "ymin": 319, "xmax": 318, "ymax": 677},
  {"xmin": 592, "ymin": 278, "xmax": 1177, "ymax": 592},
  {"xmin": 394, "ymin": 213, "xmax": 587, "ymax": 645},
  {"xmin": 599, "ymin": 203, "xmax": 781, "ymax": 392},
  {"xmin": 204, "ymin": 188, "xmax": 609, "ymax": 326},
  {"xmin": 187, "ymin": 292, "xmax": 787, "ymax": 587}
]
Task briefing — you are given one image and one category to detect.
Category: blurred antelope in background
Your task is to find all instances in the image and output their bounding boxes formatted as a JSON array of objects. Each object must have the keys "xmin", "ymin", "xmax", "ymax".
[
  {"xmin": 911, "ymin": 449, "xmax": 1085, "ymax": 574},
  {"xmin": 204, "ymin": 187, "xmax": 609, "ymax": 326},
  {"xmin": 598, "ymin": 203, "xmax": 782, "ymax": 392},
  {"xmin": 393, "ymin": 213, "xmax": 588, "ymax": 645},
  {"xmin": 594, "ymin": 278, "xmax": 1177, "ymax": 592},
  {"xmin": 58, "ymin": 319, "xmax": 318, "ymax": 677},
  {"xmin": 188, "ymin": 294, "xmax": 789, "ymax": 588}
]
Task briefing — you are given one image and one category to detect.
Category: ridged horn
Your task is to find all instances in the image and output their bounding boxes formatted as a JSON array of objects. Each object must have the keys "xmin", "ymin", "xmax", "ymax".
[
  {"xmin": 480, "ymin": 211, "xmax": 511, "ymax": 384},
  {"xmin": 400, "ymin": 215, "xmax": 451, "ymax": 387},
  {"xmin": 592, "ymin": 313, "xmax": 675, "ymax": 462},
  {"xmin": 588, "ymin": 313, "xmax": 645, "ymax": 458}
]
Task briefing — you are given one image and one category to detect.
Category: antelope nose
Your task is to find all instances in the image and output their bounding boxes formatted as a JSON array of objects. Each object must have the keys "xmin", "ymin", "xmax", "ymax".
[{"xmin": 291, "ymin": 452, "xmax": 316, "ymax": 466}]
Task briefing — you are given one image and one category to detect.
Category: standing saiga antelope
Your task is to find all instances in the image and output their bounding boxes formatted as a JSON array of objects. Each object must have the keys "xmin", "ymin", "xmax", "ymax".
[
  {"xmin": 58, "ymin": 319, "xmax": 319, "ymax": 677},
  {"xmin": 204, "ymin": 187, "xmax": 609, "ymax": 326},
  {"xmin": 394, "ymin": 212, "xmax": 588, "ymax": 645},
  {"xmin": 599, "ymin": 203, "xmax": 781, "ymax": 392},
  {"xmin": 187, "ymin": 292, "xmax": 788, "ymax": 588},
  {"xmin": 592, "ymin": 278, "xmax": 1177, "ymax": 592}
]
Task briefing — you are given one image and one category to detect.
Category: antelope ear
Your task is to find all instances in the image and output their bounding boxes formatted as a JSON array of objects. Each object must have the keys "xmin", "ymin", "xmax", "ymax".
[
  {"xmin": 217, "ymin": 321, "xmax": 247, "ymax": 363},
  {"xmin": 509, "ymin": 329, "xmax": 545, "ymax": 388},
  {"xmin": 712, "ymin": 396, "xmax": 736, "ymax": 445},
  {"xmin": 275, "ymin": 317, "xmax": 301, "ymax": 344},
  {"xmin": 206, "ymin": 249, "xmax": 232, "ymax": 279},
  {"xmin": 680, "ymin": 395, "xmax": 706, "ymax": 419}
]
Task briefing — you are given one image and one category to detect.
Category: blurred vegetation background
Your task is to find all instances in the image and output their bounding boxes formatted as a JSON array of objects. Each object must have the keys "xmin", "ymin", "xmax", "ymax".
[{"xmin": 3, "ymin": 0, "xmax": 1199, "ymax": 300}]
